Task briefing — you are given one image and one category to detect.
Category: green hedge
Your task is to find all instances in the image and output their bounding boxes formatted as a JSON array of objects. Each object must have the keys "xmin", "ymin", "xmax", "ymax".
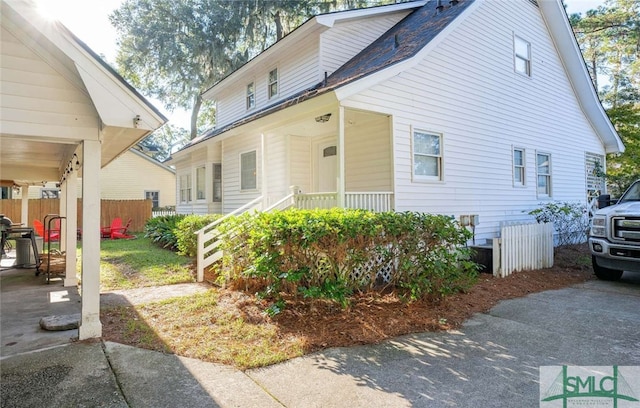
[
  {"xmin": 215, "ymin": 209, "xmax": 478, "ymax": 313},
  {"xmin": 175, "ymin": 214, "xmax": 224, "ymax": 256},
  {"xmin": 144, "ymin": 215, "xmax": 187, "ymax": 250}
]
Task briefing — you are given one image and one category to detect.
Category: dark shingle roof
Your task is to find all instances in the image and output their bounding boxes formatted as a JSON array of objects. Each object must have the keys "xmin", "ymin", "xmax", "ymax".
[{"xmin": 179, "ymin": 0, "xmax": 474, "ymax": 152}]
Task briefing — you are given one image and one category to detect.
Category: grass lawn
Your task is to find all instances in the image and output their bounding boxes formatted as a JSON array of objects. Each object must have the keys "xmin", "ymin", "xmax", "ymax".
[
  {"xmin": 99, "ymin": 236, "xmax": 305, "ymax": 368},
  {"xmin": 98, "ymin": 236, "xmax": 195, "ymax": 290}
]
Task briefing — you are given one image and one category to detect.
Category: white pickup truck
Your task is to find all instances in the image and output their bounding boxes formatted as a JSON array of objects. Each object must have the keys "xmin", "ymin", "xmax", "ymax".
[{"xmin": 589, "ymin": 180, "xmax": 640, "ymax": 280}]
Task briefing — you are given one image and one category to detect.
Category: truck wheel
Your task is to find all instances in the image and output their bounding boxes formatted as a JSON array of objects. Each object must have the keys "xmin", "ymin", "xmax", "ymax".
[{"xmin": 591, "ymin": 256, "xmax": 624, "ymax": 281}]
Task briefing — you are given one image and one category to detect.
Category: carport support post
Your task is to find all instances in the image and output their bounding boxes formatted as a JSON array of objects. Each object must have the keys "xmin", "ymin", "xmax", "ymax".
[
  {"xmin": 20, "ymin": 185, "xmax": 28, "ymax": 226},
  {"xmin": 79, "ymin": 139, "xmax": 102, "ymax": 339},
  {"xmin": 64, "ymin": 170, "xmax": 78, "ymax": 287}
]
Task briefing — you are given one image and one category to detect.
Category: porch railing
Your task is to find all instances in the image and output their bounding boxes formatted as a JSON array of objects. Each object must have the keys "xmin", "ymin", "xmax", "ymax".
[
  {"xmin": 195, "ymin": 196, "xmax": 263, "ymax": 282},
  {"xmin": 293, "ymin": 192, "xmax": 394, "ymax": 212},
  {"xmin": 195, "ymin": 190, "xmax": 395, "ymax": 281},
  {"xmin": 345, "ymin": 192, "xmax": 394, "ymax": 212},
  {"xmin": 294, "ymin": 193, "xmax": 337, "ymax": 209}
]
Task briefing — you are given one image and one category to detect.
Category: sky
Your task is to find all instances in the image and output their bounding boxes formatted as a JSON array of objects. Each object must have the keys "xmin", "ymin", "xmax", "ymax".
[{"xmin": 35, "ymin": 0, "xmax": 609, "ymax": 129}]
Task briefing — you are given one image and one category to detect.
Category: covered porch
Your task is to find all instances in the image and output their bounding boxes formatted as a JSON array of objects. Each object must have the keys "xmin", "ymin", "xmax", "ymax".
[{"xmin": 0, "ymin": 1, "xmax": 166, "ymax": 340}]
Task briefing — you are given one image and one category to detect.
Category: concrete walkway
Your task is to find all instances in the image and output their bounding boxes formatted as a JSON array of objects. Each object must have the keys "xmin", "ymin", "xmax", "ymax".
[{"xmin": 1, "ymin": 268, "xmax": 639, "ymax": 407}]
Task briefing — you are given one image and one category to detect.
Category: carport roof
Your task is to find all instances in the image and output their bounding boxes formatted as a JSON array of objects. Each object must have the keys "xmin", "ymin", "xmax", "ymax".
[{"xmin": 0, "ymin": 0, "xmax": 167, "ymax": 186}]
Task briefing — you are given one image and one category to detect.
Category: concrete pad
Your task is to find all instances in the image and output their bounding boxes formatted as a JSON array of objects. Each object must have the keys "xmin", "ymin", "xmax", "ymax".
[
  {"xmin": 248, "ymin": 280, "xmax": 640, "ymax": 408},
  {"xmin": 0, "ymin": 342, "xmax": 126, "ymax": 408},
  {"xmin": 101, "ymin": 282, "xmax": 211, "ymax": 307},
  {"xmin": 1, "ymin": 269, "xmax": 80, "ymax": 357},
  {"xmin": 104, "ymin": 342, "xmax": 282, "ymax": 408}
]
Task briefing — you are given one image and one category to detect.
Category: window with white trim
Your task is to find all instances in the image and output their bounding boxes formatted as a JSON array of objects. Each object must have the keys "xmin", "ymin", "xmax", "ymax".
[
  {"xmin": 536, "ymin": 152, "xmax": 551, "ymax": 197},
  {"xmin": 196, "ymin": 166, "xmax": 206, "ymax": 200},
  {"xmin": 212, "ymin": 163, "xmax": 222, "ymax": 202},
  {"xmin": 513, "ymin": 148, "xmax": 525, "ymax": 186},
  {"xmin": 145, "ymin": 191, "xmax": 159, "ymax": 208},
  {"xmin": 246, "ymin": 82, "xmax": 255, "ymax": 110},
  {"xmin": 514, "ymin": 35, "xmax": 531, "ymax": 76},
  {"xmin": 180, "ymin": 174, "xmax": 192, "ymax": 203},
  {"xmin": 240, "ymin": 151, "xmax": 257, "ymax": 190},
  {"xmin": 413, "ymin": 130, "xmax": 442, "ymax": 181},
  {"xmin": 268, "ymin": 68, "xmax": 278, "ymax": 99}
]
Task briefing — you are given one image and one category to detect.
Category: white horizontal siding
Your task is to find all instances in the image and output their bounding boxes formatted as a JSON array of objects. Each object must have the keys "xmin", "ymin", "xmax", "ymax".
[
  {"xmin": 215, "ymin": 36, "xmax": 320, "ymax": 129},
  {"xmin": 266, "ymin": 134, "xmax": 288, "ymax": 204},
  {"xmin": 289, "ymin": 136, "xmax": 312, "ymax": 193},
  {"xmin": 0, "ymin": 27, "xmax": 98, "ymax": 134},
  {"xmin": 320, "ymin": 12, "xmax": 411, "ymax": 76},
  {"xmin": 343, "ymin": 0, "xmax": 605, "ymax": 241},
  {"xmin": 221, "ymin": 133, "xmax": 261, "ymax": 214},
  {"xmin": 344, "ymin": 111, "xmax": 392, "ymax": 191}
]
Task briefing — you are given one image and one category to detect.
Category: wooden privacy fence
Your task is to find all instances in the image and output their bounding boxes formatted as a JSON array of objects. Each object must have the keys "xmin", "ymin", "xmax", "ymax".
[
  {"xmin": 492, "ymin": 222, "xmax": 554, "ymax": 278},
  {"xmin": 0, "ymin": 199, "xmax": 152, "ymax": 232}
]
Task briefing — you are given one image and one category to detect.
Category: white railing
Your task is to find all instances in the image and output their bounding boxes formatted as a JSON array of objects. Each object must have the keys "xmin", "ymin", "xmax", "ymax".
[
  {"xmin": 152, "ymin": 209, "xmax": 176, "ymax": 217},
  {"xmin": 265, "ymin": 193, "xmax": 295, "ymax": 212},
  {"xmin": 492, "ymin": 222, "xmax": 554, "ymax": 278},
  {"xmin": 345, "ymin": 192, "xmax": 394, "ymax": 212},
  {"xmin": 195, "ymin": 196, "xmax": 263, "ymax": 282},
  {"xmin": 294, "ymin": 192, "xmax": 337, "ymax": 209}
]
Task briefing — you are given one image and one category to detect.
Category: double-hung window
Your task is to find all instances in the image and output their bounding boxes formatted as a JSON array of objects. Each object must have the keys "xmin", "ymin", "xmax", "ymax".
[
  {"xmin": 240, "ymin": 151, "xmax": 257, "ymax": 191},
  {"xmin": 180, "ymin": 174, "xmax": 192, "ymax": 203},
  {"xmin": 536, "ymin": 152, "xmax": 551, "ymax": 197},
  {"xmin": 413, "ymin": 130, "xmax": 442, "ymax": 181},
  {"xmin": 268, "ymin": 68, "xmax": 278, "ymax": 99},
  {"xmin": 246, "ymin": 82, "xmax": 255, "ymax": 110},
  {"xmin": 513, "ymin": 148, "xmax": 525, "ymax": 186},
  {"xmin": 212, "ymin": 163, "xmax": 222, "ymax": 202},
  {"xmin": 196, "ymin": 166, "xmax": 206, "ymax": 200},
  {"xmin": 514, "ymin": 35, "xmax": 531, "ymax": 76},
  {"xmin": 145, "ymin": 191, "xmax": 159, "ymax": 208}
]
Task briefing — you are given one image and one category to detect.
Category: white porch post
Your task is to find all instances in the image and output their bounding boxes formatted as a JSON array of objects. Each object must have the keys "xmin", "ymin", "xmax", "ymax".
[
  {"xmin": 79, "ymin": 139, "xmax": 102, "ymax": 339},
  {"xmin": 20, "ymin": 186, "xmax": 28, "ymax": 226},
  {"xmin": 64, "ymin": 170, "xmax": 78, "ymax": 287},
  {"xmin": 261, "ymin": 133, "xmax": 267, "ymax": 208},
  {"xmin": 337, "ymin": 106, "xmax": 345, "ymax": 208}
]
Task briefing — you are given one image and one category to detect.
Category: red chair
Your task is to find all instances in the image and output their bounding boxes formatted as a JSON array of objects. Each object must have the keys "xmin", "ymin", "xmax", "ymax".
[
  {"xmin": 33, "ymin": 219, "xmax": 60, "ymax": 242},
  {"xmin": 101, "ymin": 218, "xmax": 121, "ymax": 239},
  {"xmin": 111, "ymin": 218, "xmax": 134, "ymax": 240}
]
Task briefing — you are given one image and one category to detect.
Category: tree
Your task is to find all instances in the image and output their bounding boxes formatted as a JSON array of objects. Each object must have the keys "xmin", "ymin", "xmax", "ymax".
[
  {"xmin": 569, "ymin": 0, "xmax": 640, "ymax": 195},
  {"xmin": 111, "ymin": 0, "xmax": 395, "ymax": 139},
  {"xmin": 136, "ymin": 124, "xmax": 190, "ymax": 162}
]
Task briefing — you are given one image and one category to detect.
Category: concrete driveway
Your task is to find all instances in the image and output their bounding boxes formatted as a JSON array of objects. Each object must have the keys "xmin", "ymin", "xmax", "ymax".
[{"xmin": 2, "ymin": 273, "xmax": 639, "ymax": 407}]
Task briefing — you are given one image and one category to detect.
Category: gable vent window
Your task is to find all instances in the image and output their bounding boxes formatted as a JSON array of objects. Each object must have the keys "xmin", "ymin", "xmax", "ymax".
[
  {"xmin": 323, "ymin": 146, "xmax": 337, "ymax": 157},
  {"xmin": 268, "ymin": 68, "xmax": 278, "ymax": 99},
  {"xmin": 514, "ymin": 35, "xmax": 531, "ymax": 77},
  {"xmin": 246, "ymin": 82, "xmax": 255, "ymax": 110}
]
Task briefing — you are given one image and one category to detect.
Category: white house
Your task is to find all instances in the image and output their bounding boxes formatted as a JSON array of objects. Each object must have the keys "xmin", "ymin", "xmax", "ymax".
[
  {"xmin": 26, "ymin": 148, "xmax": 176, "ymax": 209},
  {"xmin": 1, "ymin": 0, "xmax": 167, "ymax": 339},
  {"xmin": 168, "ymin": 0, "xmax": 623, "ymax": 243}
]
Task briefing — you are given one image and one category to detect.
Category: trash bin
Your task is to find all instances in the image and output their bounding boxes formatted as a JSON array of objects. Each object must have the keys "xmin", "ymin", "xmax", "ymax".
[{"xmin": 15, "ymin": 238, "xmax": 32, "ymax": 267}]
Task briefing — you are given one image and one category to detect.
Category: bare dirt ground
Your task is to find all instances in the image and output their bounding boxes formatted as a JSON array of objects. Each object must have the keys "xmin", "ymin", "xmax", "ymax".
[{"xmin": 267, "ymin": 243, "xmax": 593, "ymax": 352}]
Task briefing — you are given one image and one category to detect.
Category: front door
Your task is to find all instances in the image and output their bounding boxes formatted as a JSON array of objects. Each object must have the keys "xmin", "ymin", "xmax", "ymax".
[{"xmin": 318, "ymin": 143, "xmax": 337, "ymax": 192}]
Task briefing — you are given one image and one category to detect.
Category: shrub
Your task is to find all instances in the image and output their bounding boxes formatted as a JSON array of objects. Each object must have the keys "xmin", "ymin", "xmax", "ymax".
[
  {"xmin": 528, "ymin": 202, "xmax": 589, "ymax": 246},
  {"xmin": 215, "ymin": 209, "xmax": 478, "ymax": 312},
  {"xmin": 175, "ymin": 214, "xmax": 224, "ymax": 257},
  {"xmin": 144, "ymin": 214, "xmax": 186, "ymax": 250}
]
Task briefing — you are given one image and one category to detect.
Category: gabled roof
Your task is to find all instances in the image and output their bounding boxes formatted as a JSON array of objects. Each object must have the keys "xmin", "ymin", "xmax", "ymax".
[
  {"xmin": 177, "ymin": 0, "xmax": 623, "ymax": 155},
  {"xmin": 201, "ymin": 0, "xmax": 427, "ymax": 100}
]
